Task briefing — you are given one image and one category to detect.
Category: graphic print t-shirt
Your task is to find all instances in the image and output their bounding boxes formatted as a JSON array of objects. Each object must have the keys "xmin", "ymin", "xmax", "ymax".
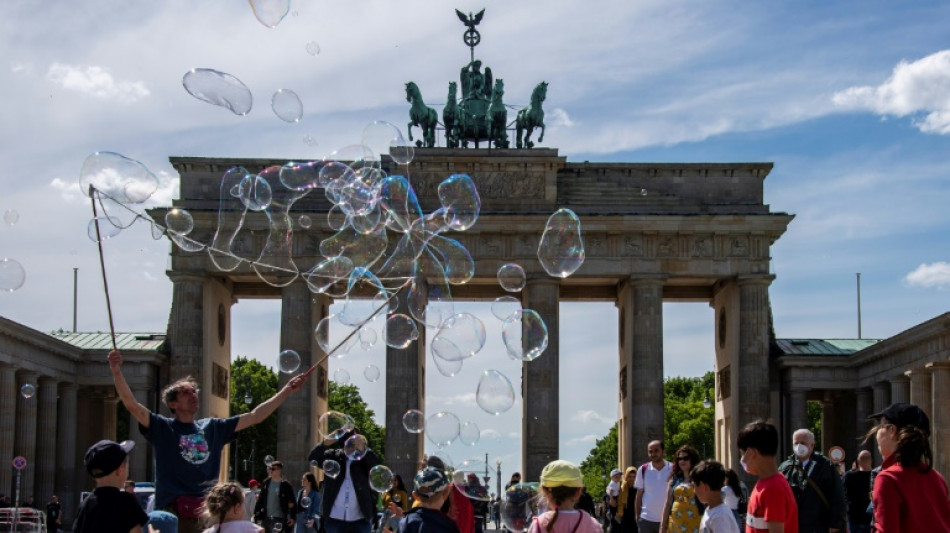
[{"xmin": 142, "ymin": 411, "xmax": 239, "ymax": 508}]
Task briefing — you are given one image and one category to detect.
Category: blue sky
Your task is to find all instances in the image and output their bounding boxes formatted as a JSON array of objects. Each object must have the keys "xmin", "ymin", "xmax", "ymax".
[{"xmin": 2, "ymin": 1, "xmax": 950, "ymax": 482}]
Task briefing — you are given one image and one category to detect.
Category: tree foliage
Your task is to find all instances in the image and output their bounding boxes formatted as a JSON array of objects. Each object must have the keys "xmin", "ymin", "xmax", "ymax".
[
  {"xmin": 664, "ymin": 372, "xmax": 715, "ymax": 460},
  {"xmin": 329, "ymin": 381, "xmax": 386, "ymax": 462},
  {"xmin": 807, "ymin": 400, "xmax": 822, "ymax": 451},
  {"xmin": 579, "ymin": 423, "xmax": 618, "ymax": 498},
  {"xmin": 230, "ymin": 356, "xmax": 278, "ymax": 486}
]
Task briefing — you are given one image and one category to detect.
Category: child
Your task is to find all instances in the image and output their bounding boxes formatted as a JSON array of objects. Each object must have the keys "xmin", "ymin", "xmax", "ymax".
[
  {"xmin": 201, "ymin": 481, "xmax": 263, "ymax": 533},
  {"xmin": 690, "ymin": 461, "xmax": 739, "ymax": 533},
  {"xmin": 73, "ymin": 440, "xmax": 149, "ymax": 533},
  {"xmin": 737, "ymin": 421, "xmax": 798, "ymax": 533},
  {"xmin": 606, "ymin": 469, "xmax": 622, "ymax": 500},
  {"xmin": 396, "ymin": 467, "xmax": 460, "ymax": 533},
  {"xmin": 527, "ymin": 460, "xmax": 601, "ymax": 533}
]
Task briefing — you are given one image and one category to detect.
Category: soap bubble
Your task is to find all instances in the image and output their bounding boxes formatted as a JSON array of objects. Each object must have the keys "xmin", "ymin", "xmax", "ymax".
[
  {"xmin": 165, "ymin": 208, "xmax": 194, "ymax": 235},
  {"xmin": 344, "ymin": 434, "xmax": 367, "ymax": 460},
  {"xmin": 20, "ymin": 383, "xmax": 35, "ymax": 399},
  {"xmin": 384, "ymin": 314, "xmax": 419, "ymax": 349},
  {"xmin": 0, "ymin": 259, "xmax": 26, "ymax": 292},
  {"xmin": 364, "ymin": 364, "xmax": 380, "ymax": 382},
  {"xmin": 497, "ymin": 263, "xmax": 526, "ymax": 292},
  {"xmin": 182, "ymin": 68, "xmax": 253, "ymax": 116},
  {"xmin": 459, "ymin": 422, "xmax": 480, "ymax": 446},
  {"xmin": 305, "ymin": 41, "xmax": 321, "ymax": 56},
  {"xmin": 249, "ymin": 0, "xmax": 290, "ymax": 28},
  {"xmin": 314, "ymin": 316, "xmax": 333, "ymax": 353},
  {"xmin": 458, "ymin": 458, "xmax": 488, "ymax": 474},
  {"xmin": 438, "ymin": 174, "xmax": 480, "ymax": 231},
  {"xmin": 502, "ymin": 310, "xmax": 548, "ymax": 361},
  {"xmin": 333, "ymin": 368, "xmax": 351, "ymax": 384},
  {"xmin": 369, "ymin": 464, "xmax": 395, "ymax": 492},
  {"xmin": 431, "ymin": 312, "xmax": 485, "ymax": 362},
  {"xmin": 491, "ymin": 296, "xmax": 521, "ymax": 321},
  {"xmin": 318, "ymin": 411, "xmax": 354, "ymax": 440},
  {"xmin": 80, "ymin": 151, "xmax": 160, "ymax": 204},
  {"xmin": 87, "ymin": 217, "xmax": 122, "ymax": 242},
  {"xmin": 426, "ymin": 412, "xmax": 460, "ymax": 447},
  {"xmin": 298, "ymin": 215, "xmax": 312, "ymax": 229},
  {"xmin": 300, "ymin": 496, "xmax": 312, "ymax": 508},
  {"xmin": 359, "ymin": 326, "xmax": 378, "ymax": 350},
  {"xmin": 4, "ymin": 210, "xmax": 19, "ymax": 226},
  {"xmin": 264, "ymin": 455, "xmax": 275, "ymax": 467},
  {"xmin": 323, "ymin": 459, "xmax": 341, "ymax": 478},
  {"xmin": 304, "ymin": 134, "xmax": 318, "ymax": 146},
  {"xmin": 402, "ymin": 409, "xmax": 425, "ymax": 433},
  {"xmin": 362, "ymin": 121, "xmax": 409, "ymax": 162},
  {"xmin": 273, "ymin": 524, "xmax": 283, "ymax": 532},
  {"xmin": 476, "ymin": 370, "xmax": 515, "ymax": 415},
  {"xmin": 501, "ymin": 484, "xmax": 540, "ymax": 532},
  {"xmin": 432, "ymin": 349, "xmax": 462, "ymax": 377},
  {"xmin": 310, "ymin": 459, "xmax": 319, "ymax": 468},
  {"xmin": 537, "ymin": 208, "xmax": 585, "ymax": 278},
  {"xmin": 272, "ymin": 89, "xmax": 303, "ymax": 123},
  {"xmin": 278, "ymin": 349, "xmax": 301, "ymax": 374}
]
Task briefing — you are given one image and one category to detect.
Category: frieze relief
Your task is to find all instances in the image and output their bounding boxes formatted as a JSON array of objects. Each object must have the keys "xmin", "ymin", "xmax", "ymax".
[
  {"xmin": 623, "ymin": 237, "xmax": 644, "ymax": 258},
  {"xmin": 410, "ymin": 172, "xmax": 546, "ymax": 199}
]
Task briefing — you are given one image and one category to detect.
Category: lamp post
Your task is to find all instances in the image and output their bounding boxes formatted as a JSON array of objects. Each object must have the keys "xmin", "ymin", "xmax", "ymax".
[
  {"xmin": 233, "ymin": 375, "xmax": 253, "ymax": 481},
  {"xmin": 496, "ymin": 459, "xmax": 501, "ymax": 501}
]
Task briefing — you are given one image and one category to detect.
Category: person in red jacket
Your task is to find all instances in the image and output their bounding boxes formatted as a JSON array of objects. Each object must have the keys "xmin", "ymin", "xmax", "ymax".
[{"xmin": 867, "ymin": 402, "xmax": 950, "ymax": 533}]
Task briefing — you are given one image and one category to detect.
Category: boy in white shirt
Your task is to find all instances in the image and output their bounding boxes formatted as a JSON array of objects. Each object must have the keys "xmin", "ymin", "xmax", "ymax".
[
  {"xmin": 606, "ymin": 469, "xmax": 622, "ymax": 499},
  {"xmin": 691, "ymin": 461, "xmax": 739, "ymax": 533}
]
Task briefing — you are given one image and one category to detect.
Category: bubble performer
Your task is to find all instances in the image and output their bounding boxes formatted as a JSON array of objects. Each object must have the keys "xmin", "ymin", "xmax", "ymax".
[
  {"xmin": 108, "ymin": 349, "xmax": 310, "ymax": 533},
  {"xmin": 308, "ymin": 429, "xmax": 381, "ymax": 533}
]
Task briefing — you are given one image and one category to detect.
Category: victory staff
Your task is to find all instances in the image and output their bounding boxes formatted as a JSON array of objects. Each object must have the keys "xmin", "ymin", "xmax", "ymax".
[{"xmin": 108, "ymin": 349, "xmax": 309, "ymax": 533}]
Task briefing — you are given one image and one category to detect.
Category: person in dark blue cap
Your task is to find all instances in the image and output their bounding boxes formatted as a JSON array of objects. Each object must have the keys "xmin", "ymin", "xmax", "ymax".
[
  {"xmin": 393, "ymin": 468, "xmax": 460, "ymax": 533},
  {"xmin": 73, "ymin": 440, "xmax": 149, "ymax": 533}
]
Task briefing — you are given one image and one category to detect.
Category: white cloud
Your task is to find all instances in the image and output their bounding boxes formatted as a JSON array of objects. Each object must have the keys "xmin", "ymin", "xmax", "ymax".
[
  {"xmin": 549, "ymin": 108, "xmax": 574, "ymax": 128},
  {"xmin": 833, "ymin": 50, "xmax": 950, "ymax": 134},
  {"xmin": 571, "ymin": 409, "xmax": 614, "ymax": 426},
  {"xmin": 481, "ymin": 429, "xmax": 502, "ymax": 440},
  {"xmin": 904, "ymin": 262, "xmax": 950, "ymax": 289},
  {"xmin": 566, "ymin": 434, "xmax": 600, "ymax": 446},
  {"xmin": 46, "ymin": 62, "xmax": 149, "ymax": 103}
]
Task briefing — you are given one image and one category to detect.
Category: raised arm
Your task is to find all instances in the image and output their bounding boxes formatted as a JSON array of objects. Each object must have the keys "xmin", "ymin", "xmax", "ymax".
[
  {"xmin": 108, "ymin": 349, "xmax": 151, "ymax": 428},
  {"xmin": 236, "ymin": 373, "xmax": 309, "ymax": 432}
]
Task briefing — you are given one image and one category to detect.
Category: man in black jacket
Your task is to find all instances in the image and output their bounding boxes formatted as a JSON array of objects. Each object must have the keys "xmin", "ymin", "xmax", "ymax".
[
  {"xmin": 778, "ymin": 429, "xmax": 846, "ymax": 533},
  {"xmin": 310, "ymin": 430, "xmax": 381, "ymax": 533},
  {"xmin": 254, "ymin": 460, "xmax": 296, "ymax": 532}
]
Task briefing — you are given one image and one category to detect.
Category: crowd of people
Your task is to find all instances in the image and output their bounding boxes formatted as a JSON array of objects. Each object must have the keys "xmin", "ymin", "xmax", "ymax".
[{"xmin": 62, "ymin": 349, "xmax": 950, "ymax": 533}]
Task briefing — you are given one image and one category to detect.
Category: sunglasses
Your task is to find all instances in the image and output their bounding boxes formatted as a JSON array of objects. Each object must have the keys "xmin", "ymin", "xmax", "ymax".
[{"xmin": 676, "ymin": 456, "xmax": 691, "ymax": 461}]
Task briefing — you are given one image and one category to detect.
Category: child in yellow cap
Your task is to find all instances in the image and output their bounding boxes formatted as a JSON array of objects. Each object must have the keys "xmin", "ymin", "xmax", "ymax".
[{"xmin": 527, "ymin": 460, "xmax": 602, "ymax": 533}]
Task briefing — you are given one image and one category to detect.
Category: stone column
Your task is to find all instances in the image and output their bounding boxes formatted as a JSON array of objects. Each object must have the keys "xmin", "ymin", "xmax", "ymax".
[
  {"xmin": 56, "ymin": 384, "xmax": 78, "ymax": 525},
  {"xmin": 905, "ymin": 367, "xmax": 933, "ymax": 423},
  {"xmin": 737, "ymin": 276, "xmax": 774, "ymax": 425},
  {"xmin": 618, "ymin": 276, "xmax": 664, "ymax": 468},
  {"xmin": 277, "ymin": 281, "xmax": 315, "ymax": 478},
  {"xmin": 130, "ymin": 388, "xmax": 151, "ymax": 481},
  {"xmin": 925, "ymin": 362, "xmax": 950, "ymax": 480},
  {"xmin": 386, "ymin": 286, "xmax": 425, "ymax": 486},
  {"xmin": 0, "ymin": 363, "xmax": 17, "ymax": 495},
  {"xmin": 854, "ymin": 388, "xmax": 874, "ymax": 454},
  {"xmin": 167, "ymin": 273, "xmax": 207, "ymax": 382},
  {"xmin": 522, "ymin": 278, "xmax": 560, "ymax": 481},
  {"xmin": 889, "ymin": 374, "xmax": 910, "ymax": 404},
  {"xmin": 35, "ymin": 378, "xmax": 58, "ymax": 504},
  {"xmin": 310, "ymin": 294, "xmax": 331, "ymax": 481},
  {"xmin": 14, "ymin": 371, "xmax": 39, "ymax": 501},
  {"xmin": 787, "ymin": 388, "xmax": 809, "ymax": 444},
  {"xmin": 871, "ymin": 382, "xmax": 890, "ymax": 464}
]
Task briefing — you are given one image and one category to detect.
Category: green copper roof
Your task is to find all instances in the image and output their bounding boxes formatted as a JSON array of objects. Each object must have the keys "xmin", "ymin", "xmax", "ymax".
[
  {"xmin": 774, "ymin": 338, "xmax": 880, "ymax": 357},
  {"xmin": 49, "ymin": 331, "xmax": 166, "ymax": 352}
]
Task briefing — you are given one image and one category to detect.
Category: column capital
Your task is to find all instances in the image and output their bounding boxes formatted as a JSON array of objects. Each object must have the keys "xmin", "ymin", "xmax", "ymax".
[
  {"xmin": 890, "ymin": 374, "xmax": 910, "ymax": 384},
  {"xmin": 58, "ymin": 382, "xmax": 79, "ymax": 392},
  {"xmin": 625, "ymin": 274, "xmax": 668, "ymax": 287},
  {"xmin": 524, "ymin": 275, "xmax": 561, "ymax": 286},
  {"xmin": 166, "ymin": 271, "xmax": 208, "ymax": 284},
  {"xmin": 737, "ymin": 274, "xmax": 775, "ymax": 286},
  {"xmin": 16, "ymin": 370, "xmax": 39, "ymax": 382},
  {"xmin": 925, "ymin": 361, "xmax": 950, "ymax": 371},
  {"xmin": 905, "ymin": 367, "xmax": 932, "ymax": 379},
  {"xmin": 38, "ymin": 376, "xmax": 58, "ymax": 386}
]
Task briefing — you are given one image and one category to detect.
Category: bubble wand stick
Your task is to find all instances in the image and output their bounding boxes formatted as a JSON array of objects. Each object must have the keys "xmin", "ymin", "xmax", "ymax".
[{"xmin": 88, "ymin": 186, "xmax": 119, "ymax": 350}]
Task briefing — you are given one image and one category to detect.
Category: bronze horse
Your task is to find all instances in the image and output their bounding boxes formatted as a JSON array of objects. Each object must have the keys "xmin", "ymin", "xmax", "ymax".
[
  {"xmin": 516, "ymin": 81, "xmax": 547, "ymax": 149},
  {"xmin": 405, "ymin": 81, "xmax": 437, "ymax": 148},
  {"xmin": 443, "ymin": 82, "xmax": 460, "ymax": 148},
  {"xmin": 486, "ymin": 79, "xmax": 508, "ymax": 149}
]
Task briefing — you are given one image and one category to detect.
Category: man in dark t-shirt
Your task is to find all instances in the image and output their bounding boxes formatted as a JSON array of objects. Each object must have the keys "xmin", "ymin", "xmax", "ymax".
[{"xmin": 843, "ymin": 450, "xmax": 873, "ymax": 533}]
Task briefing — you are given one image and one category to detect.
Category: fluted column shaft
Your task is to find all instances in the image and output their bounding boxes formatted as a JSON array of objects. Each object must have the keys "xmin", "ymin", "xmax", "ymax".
[
  {"xmin": 871, "ymin": 382, "xmax": 890, "ymax": 464},
  {"xmin": 855, "ymin": 388, "xmax": 874, "ymax": 453},
  {"xmin": 385, "ymin": 286, "xmax": 425, "ymax": 487},
  {"xmin": 889, "ymin": 374, "xmax": 910, "ymax": 404},
  {"xmin": 925, "ymin": 362, "xmax": 950, "ymax": 480},
  {"xmin": 56, "ymin": 384, "xmax": 78, "ymax": 526},
  {"xmin": 35, "ymin": 378, "xmax": 58, "ymax": 504},
  {"xmin": 14, "ymin": 371, "xmax": 39, "ymax": 501},
  {"xmin": 0, "ymin": 364, "xmax": 17, "ymax": 495},
  {"xmin": 787, "ymin": 389, "xmax": 809, "ymax": 444},
  {"xmin": 522, "ymin": 278, "xmax": 560, "ymax": 481},
  {"xmin": 277, "ymin": 281, "xmax": 315, "ymax": 478},
  {"xmin": 737, "ymin": 276, "xmax": 773, "ymax": 425},
  {"xmin": 102, "ymin": 396, "xmax": 119, "ymax": 441},
  {"xmin": 905, "ymin": 367, "xmax": 933, "ymax": 423}
]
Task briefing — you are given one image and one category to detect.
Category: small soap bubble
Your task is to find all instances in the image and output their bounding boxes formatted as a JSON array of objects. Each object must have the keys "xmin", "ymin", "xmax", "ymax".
[
  {"xmin": 278, "ymin": 349, "xmax": 301, "ymax": 374},
  {"xmin": 182, "ymin": 68, "xmax": 253, "ymax": 116},
  {"xmin": 537, "ymin": 208, "xmax": 585, "ymax": 278},
  {"xmin": 264, "ymin": 455, "xmax": 275, "ymax": 467},
  {"xmin": 497, "ymin": 263, "xmax": 526, "ymax": 292},
  {"xmin": 273, "ymin": 523, "xmax": 283, "ymax": 533},
  {"xmin": 384, "ymin": 314, "xmax": 419, "ymax": 349},
  {"xmin": 272, "ymin": 89, "xmax": 304, "ymax": 123},
  {"xmin": 476, "ymin": 370, "xmax": 515, "ymax": 415},
  {"xmin": 491, "ymin": 296, "xmax": 521, "ymax": 321},
  {"xmin": 432, "ymin": 349, "xmax": 463, "ymax": 377},
  {"xmin": 310, "ymin": 459, "xmax": 319, "ymax": 468},
  {"xmin": 298, "ymin": 215, "xmax": 312, "ymax": 229},
  {"xmin": 364, "ymin": 364, "xmax": 380, "ymax": 383},
  {"xmin": 501, "ymin": 484, "xmax": 540, "ymax": 532},
  {"xmin": 314, "ymin": 315, "xmax": 333, "ymax": 353},
  {"xmin": 20, "ymin": 383, "xmax": 35, "ymax": 399},
  {"xmin": 0, "ymin": 259, "xmax": 26, "ymax": 292},
  {"xmin": 344, "ymin": 434, "xmax": 367, "ymax": 460},
  {"xmin": 300, "ymin": 496, "xmax": 312, "ymax": 508},
  {"xmin": 165, "ymin": 208, "xmax": 194, "ymax": 235},
  {"xmin": 333, "ymin": 368, "xmax": 351, "ymax": 384},
  {"xmin": 304, "ymin": 134, "xmax": 319, "ymax": 146},
  {"xmin": 431, "ymin": 312, "xmax": 486, "ymax": 362},
  {"xmin": 402, "ymin": 409, "xmax": 425, "ymax": 433},
  {"xmin": 87, "ymin": 217, "xmax": 122, "ymax": 242},
  {"xmin": 426, "ymin": 412, "xmax": 460, "ymax": 447},
  {"xmin": 4, "ymin": 210, "xmax": 19, "ymax": 226},
  {"xmin": 640, "ymin": 188, "xmax": 648, "ymax": 196},
  {"xmin": 369, "ymin": 465, "xmax": 395, "ymax": 492},
  {"xmin": 248, "ymin": 0, "xmax": 290, "ymax": 28},
  {"xmin": 502, "ymin": 309, "xmax": 548, "ymax": 361},
  {"xmin": 305, "ymin": 41, "xmax": 321, "ymax": 56},
  {"xmin": 459, "ymin": 422, "xmax": 480, "ymax": 446},
  {"xmin": 318, "ymin": 410, "xmax": 354, "ymax": 440},
  {"xmin": 323, "ymin": 459, "xmax": 341, "ymax": 478},
  {"xmin": 359, "ymin": 325, "xmax": 378, "ymax": 350}
]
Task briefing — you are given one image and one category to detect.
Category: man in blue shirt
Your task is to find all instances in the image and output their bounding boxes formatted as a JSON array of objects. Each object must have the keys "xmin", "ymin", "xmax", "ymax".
[{"xmin": 108, "ymin": 349, "xmax": 309, "ymax": 533}]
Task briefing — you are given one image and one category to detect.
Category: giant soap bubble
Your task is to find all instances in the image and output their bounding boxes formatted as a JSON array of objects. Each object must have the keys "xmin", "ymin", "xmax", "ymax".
[
  {"xmin": 182, "ymin": 68, "xmax": 253, "ymax": 116},
  {"xmin": 476, "ymin": 370, "xmax": 515, "ymax": 415},
  {"xmin": 431, "ymin": 312, "xmax": 486, "ymax": 362},
  {"xmin": 0, "ymin": 259, "xmax": 26, "ymax": 292},
  {"xmin": 502, "ymin": 310, "xmax": 549, "ymax": 361},
  {"xmin": 318, "ymin": 411, "xmax": 354, "ymax": 440},
  {"xmin": 537, "ymin": 208, "xmax": 585, "ymax": 278},
  {"xmin": 426, "ymin": 412, "xmax": 460, "ymax": 447}
]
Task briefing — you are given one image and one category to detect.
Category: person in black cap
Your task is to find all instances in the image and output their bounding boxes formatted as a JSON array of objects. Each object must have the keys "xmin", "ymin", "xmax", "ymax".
[
  {"xmin": 393, "ymin": 467, "xmax": 459, "ymax": 533},
  {"xmin": 866, "ymin": 402, "xmax": 950, "ymax": 532},
  {"xmin": 73, "ymin": 439, "xmax": 149, "ymax": 533}
]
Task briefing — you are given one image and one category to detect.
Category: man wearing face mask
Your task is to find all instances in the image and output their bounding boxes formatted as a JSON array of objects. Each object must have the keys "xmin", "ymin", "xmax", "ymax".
[{"xmin": 778, "ymin": 429, "xmax": 846, "ymax": 533}]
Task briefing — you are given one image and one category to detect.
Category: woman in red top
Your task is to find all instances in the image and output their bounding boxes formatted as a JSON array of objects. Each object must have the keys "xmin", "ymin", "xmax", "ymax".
[{"xmin": 867, "ymin": 402, "xmax": 950, "ymax": 533}]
